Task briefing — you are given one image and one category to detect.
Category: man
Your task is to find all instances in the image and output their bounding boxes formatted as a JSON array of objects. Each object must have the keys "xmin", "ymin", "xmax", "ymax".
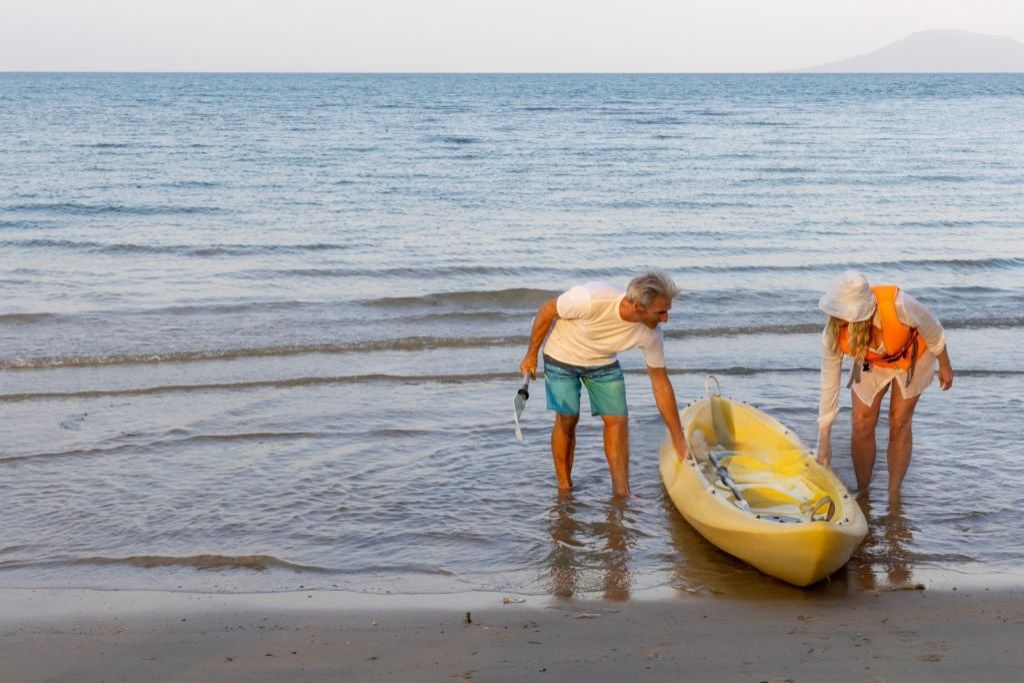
[{"xmin": 519, "ymin": 270, "xmax": 689, "ymax": 497}]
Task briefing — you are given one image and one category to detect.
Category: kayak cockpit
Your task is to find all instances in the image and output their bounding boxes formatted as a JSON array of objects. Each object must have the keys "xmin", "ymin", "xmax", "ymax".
[{"xmin": 685, "ymin": 394, "xmax": 855, "ymax": 526}]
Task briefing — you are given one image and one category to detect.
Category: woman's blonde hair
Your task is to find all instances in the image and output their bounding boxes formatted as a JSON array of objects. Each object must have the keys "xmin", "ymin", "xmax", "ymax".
[{"xmin": 826, "ymin": 316, "xmax": 872, "ymax": 361}]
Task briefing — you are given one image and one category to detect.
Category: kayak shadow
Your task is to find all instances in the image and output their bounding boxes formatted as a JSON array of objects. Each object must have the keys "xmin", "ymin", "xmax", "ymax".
[{"xmin": 658, "ymin": 489, "xmax": 874, "ymax": 599}]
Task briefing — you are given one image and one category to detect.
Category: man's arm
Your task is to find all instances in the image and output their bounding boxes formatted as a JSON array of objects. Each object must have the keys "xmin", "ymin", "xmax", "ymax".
[
  {"xmin": 519, "ymin": 298, "xmax": 559, "ymax": 379},
  {"xmin": 647, "ymin": 365, "xmax": 689, "ymax": 461}
]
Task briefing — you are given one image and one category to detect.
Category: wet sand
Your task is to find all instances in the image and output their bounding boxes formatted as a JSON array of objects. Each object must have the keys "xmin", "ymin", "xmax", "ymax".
[{"xmin": 2, "ymin": 587, "xmax": 1022, "ymax": 682}]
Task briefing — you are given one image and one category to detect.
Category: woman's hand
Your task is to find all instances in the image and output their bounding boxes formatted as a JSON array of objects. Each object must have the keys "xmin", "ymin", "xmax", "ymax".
[
  {"xmin": 816, "ymin": 427, "xmax": 832, "ymax": 467},
  {"xmin": 938, "ymin": 365, "xmax": 953, "ymax": 390},
  {"xmin": 816, "ymin": 441, "xmax": 832, "ymax": 468},
  {"xmin": 937, "ymin": 348, "xmax": 954, "ymax": 390}
]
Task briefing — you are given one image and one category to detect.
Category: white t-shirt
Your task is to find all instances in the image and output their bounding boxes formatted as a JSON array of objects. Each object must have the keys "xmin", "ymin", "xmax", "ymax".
[{"xmin": 543, "ymin": 282, "xmax": 666, "ymax": 368}]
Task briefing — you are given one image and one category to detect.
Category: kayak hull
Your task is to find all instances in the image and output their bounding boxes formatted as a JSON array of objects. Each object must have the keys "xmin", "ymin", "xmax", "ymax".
[{"xmin": 660, "ymin": 396, "xmax": 867, "ymax": 587}]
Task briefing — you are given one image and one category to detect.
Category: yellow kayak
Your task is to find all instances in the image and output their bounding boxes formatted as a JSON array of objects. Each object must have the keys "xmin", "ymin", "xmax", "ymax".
[{"xmin": 660, "ymin": 378, "xmax": 867, "ymax": 587}]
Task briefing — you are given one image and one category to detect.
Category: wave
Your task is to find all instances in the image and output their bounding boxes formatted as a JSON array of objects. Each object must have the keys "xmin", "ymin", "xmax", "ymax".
[
  {"xmin": 678, "ymin": 256, "xmax": 1024, "ymax": 275},
  {"xmin": 948, "ymin": 315, "xmax": 1024, "ymax": 330},
  {"xmin": 620, "ymin": 116, "xmax": 686, "ymax": 125},
  {"xmin": 0, "ymin": 372, "xmax": 517, "ymax": 403},
  {"xmin": 127, "ymin": 301, "xmax": 320, "ymax": 316},
  {"xmin": 0, "ymin": 554, "xmax": 456, "ymax": 577},
  {"xmin": 0, "ymin": 338, "xmax": 527, "ymax": 370},
  {"xmin": 669, "ymin": 323, "xmax": 822, "ymax": 338},
  {"xmin": 0, "ymin": 554, "xmax": 332, "ymax": 573},
  {"xmin": 598, "ymin": 199, "xmax": 759, "ymax": 210},
  {"xmin": 0, "ymin": 304, "xmax": 529, "ymax": 328},
  {"xmin": 4, "ymin": 202, "xmax": 223, "ymax": 216},
  {"xmin": 2, "ymin": 365, "xmax": 1017, "ymax": 405},
  {"xmin": 905, "ymin": 174, "xmax": 974, "ymax": 183},
  {"xmin": 676, "ymin": 316, "xmax": 1024, "ymax": 337},
  {"xmin": 743, "ymin": 120, "xmax": 797, "ymax": 127},
  {"xmin": 5, "ymin": 308, "xmax": 1024, "ymax": 368},
  {"xmin": 754, "ymin": 166, "xmax": 816, "ymax": 174},
  {"xmin": 234, "ymin": 264, "xmax": 610, "ymax": 279},
  {"xmin": 367, "ymin": 287, "xmax": 556, "ymax": 308},
  {"xmin": 424, "ymin": 134, "xmax": 483, "ymax": 145},
  {"xmin": 0, "ymin": 430, "xmax": 329, "ymax": 462},
  {"xmin": 0, "ymin": 312, "xmax": 59, "ymax": 324},
  {"xmin": 897, "ymin": 219, "xmax": 993, "ymax": 228},
  {"xmin": 154, "ymin": 180, "xmax": 222, "ymax": 189},
  {"xmin": 0, "ymin": 367, "xmax": 823, "ymax": 405},
  {"xmin": 0, "ymin": 219, "xmax": 58, "ymax": 229},
  {"xmin": 0, "ymin": 238, "xmax": 355, "ymax": 256},
  {"xmin": 232, "ymin": 256, "xmax": 1024, "ymax": 282},
  {"xmin": 73, "ymin": 142, "xmax": 132, "ymax": 149}
]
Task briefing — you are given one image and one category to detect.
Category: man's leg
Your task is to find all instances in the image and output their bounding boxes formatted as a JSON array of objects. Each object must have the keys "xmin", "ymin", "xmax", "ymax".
[
  {"xmin": 551, "ymin": 413, "xmax": 579, "ymax": 491},
  {"xmin": 601, "ymin": 415, "xmax": 629, "ymax": 497},
  {"xmin": 544, "ymin": 358, "xmax": 582, "ymax": 492},
  {"xmin": 886, "ymin": 382, "xmax": 921, "ymax": 501},
  {"xmin": 585, "ymin": 362, "xmax": 630, "ymax": 497},
  {"xmin": 851, "ymin": 383, "xmax": 888, "ymax": 492}
]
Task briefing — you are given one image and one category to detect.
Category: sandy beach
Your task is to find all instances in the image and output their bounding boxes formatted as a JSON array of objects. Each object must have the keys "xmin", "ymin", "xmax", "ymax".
[{"xmin": 2, "ymin": 587, "xmax": 1022, "ymax": 682}]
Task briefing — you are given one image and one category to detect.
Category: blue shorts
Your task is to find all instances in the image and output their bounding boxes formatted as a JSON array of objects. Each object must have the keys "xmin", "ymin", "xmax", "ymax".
[{"xmin": 543, "ymin": 355, "xmax": 628, "ymax": 416}]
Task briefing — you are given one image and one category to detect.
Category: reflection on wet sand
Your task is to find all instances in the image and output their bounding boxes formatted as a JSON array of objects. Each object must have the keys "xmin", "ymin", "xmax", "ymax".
[
  {"xmin": 851, "ymin": 494, "xmax": 916, "ymax": 590},
  {"xmin": 545, "ymin": 490, "xmax": 920, "ymax": 600},
  {"xmin": 545, "ymin": 494, "xmax": 637, "ymax": 600}
]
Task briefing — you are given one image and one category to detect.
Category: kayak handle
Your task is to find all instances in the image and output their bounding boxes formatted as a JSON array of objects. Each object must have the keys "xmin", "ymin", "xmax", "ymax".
[
  {"xmin": 704, "ymin": 374, "xmax": 721, "ymax": 398},
  {"xmin": 811, "ymin": 495, "xmax": 835, "ymax": 522}
]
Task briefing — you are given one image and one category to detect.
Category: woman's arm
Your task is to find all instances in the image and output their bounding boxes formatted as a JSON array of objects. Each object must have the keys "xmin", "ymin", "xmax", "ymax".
[
  {"xmin": 817, "ymin": 329, "xmax": 843, "ymax": 466},
  {"xmin": 898, "ymin": 291, "xmax": 953, "ymax": 390}
]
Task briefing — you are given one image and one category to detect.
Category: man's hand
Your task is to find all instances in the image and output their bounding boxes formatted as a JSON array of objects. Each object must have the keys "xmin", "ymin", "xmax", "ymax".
[
  {"xmin": 519, "ymin": 355, "xmax": 538, "ymax": 380},
  {"xmin": 674, "ymin": 441, "xmax": 690, "ymax": 462}
]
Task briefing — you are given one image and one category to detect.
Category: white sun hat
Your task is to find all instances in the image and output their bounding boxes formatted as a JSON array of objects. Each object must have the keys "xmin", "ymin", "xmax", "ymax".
[{"xmin": 818, "ymin": 270, "xmax": 876, "ymax": 322}]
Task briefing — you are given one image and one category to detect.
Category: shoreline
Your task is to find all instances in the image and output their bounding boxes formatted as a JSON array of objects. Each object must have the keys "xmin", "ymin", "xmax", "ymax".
[{"xmin": 2, "ymin": 587, "xmax": 1023, "ymax": 681}]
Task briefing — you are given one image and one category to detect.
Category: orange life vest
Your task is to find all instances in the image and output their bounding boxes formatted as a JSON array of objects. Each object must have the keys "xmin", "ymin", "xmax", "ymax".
[{"xmin": 837, "ymin": 284, "xmax": 921, "ymax": 371}]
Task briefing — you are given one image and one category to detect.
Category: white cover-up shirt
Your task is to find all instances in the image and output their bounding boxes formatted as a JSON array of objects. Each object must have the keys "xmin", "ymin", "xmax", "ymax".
[
  {"xmin": 543, "ymin": 282, "xmax": 666, "ymax": 368},
  {"xmin": 818, "ymin": 290, "xmax": 946, "ymax": 427}
]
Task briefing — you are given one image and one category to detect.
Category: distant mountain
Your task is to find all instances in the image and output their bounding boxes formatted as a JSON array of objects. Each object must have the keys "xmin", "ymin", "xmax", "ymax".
[{"xmin": 797, "ymin": 29, "xmax": 1024, "ymax": 73}]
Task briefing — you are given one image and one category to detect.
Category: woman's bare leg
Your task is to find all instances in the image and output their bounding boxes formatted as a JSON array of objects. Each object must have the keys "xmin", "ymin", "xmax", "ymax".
[
  {"xmin": 886, "ymin": 382, "xmax": 921, "ymax": 501},
  {"xmin": 851, "ymin": 384, "xmax": 888, "ymax": 492}
]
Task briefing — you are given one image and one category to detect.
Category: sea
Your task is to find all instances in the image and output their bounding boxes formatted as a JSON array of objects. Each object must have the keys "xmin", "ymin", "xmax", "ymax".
[{"xmin": 1, "ymin": 73, "xmax": 1023, "ymax": 599}]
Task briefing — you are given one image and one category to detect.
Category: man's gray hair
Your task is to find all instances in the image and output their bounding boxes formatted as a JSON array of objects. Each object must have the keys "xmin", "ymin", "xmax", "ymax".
[{"xmin": 625, "ymin": 269, "xmax": 680, "ymax": 306}]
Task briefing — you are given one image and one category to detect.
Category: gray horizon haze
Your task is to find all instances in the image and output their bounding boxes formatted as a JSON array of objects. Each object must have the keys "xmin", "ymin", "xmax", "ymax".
[{"xmin": 3, "ymin": 1, "xmax": 1024, "ymax": 72}]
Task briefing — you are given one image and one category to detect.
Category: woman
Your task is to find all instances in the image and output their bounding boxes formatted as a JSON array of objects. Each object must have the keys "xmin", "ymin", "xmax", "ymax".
[{"xmin": 816, "ymin": 270, "xmax": 954, "ymax": 498}]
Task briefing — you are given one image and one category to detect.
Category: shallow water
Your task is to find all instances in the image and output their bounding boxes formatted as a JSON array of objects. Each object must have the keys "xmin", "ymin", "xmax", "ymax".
[{"xmin": 1, "ymin": 73, "xmax": 1023, "ymax": 596}]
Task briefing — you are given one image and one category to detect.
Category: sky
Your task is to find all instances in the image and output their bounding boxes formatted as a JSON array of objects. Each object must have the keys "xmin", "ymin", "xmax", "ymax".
[{"xmin": 2, "ymin": 0, "xmax": 1023, "ymax": 72}]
